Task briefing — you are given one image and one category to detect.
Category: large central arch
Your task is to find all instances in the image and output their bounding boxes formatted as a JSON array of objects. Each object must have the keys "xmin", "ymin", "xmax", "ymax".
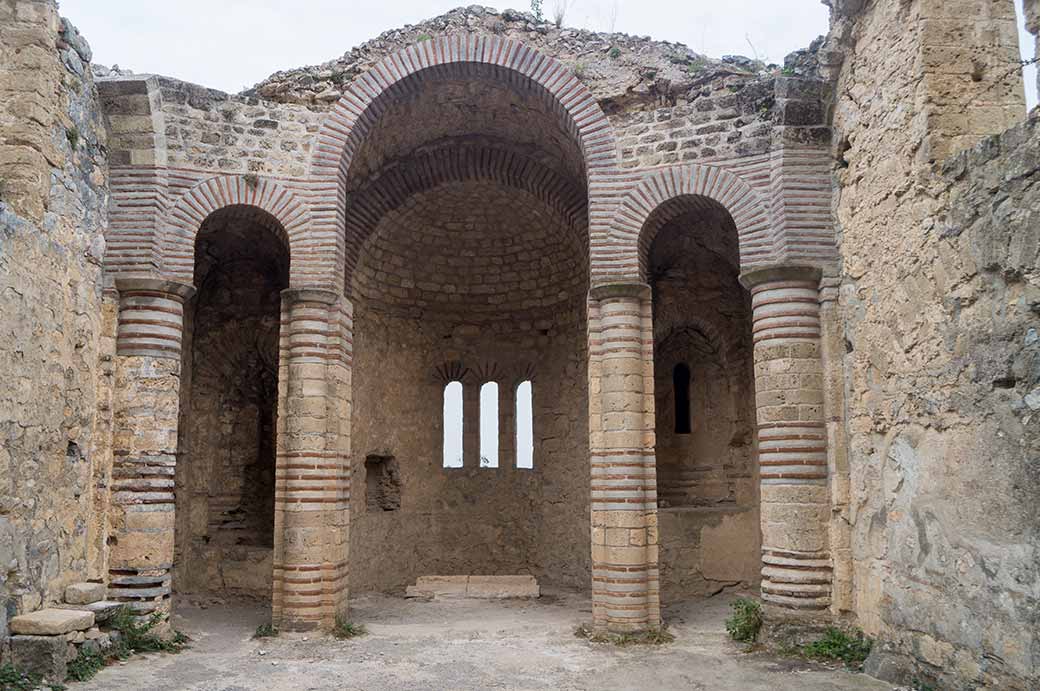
[
  {"xmin": 268, "ymin": 33, "xmax": 622, "ymax": 631},
  {"xmin": 306, "ymin": 33, "xmax": 619, "ymax": 293}
]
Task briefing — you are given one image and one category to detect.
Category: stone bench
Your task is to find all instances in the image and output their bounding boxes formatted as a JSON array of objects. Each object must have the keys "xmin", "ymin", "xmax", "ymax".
[{"xmin": 405, "ymin": 575, "xmax": 539, "ymax": 599}]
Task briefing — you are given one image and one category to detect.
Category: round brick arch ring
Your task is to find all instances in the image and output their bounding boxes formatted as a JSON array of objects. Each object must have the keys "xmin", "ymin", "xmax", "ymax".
[
  {"xmin": 160, "ymin": 174, "xmax": 311, "ymax": 286},
  {"xmin": 606, "ymin": 164, "xmax": 773, "ymax": 284},
  {"xmin": 308, "ymin": 33, "xmax": 620, "ymax": 293}
]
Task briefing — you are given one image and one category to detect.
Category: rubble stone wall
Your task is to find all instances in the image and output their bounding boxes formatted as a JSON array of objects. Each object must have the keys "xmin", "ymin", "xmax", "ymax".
[
  {"xmin": 0, "ymin": 0, "xmax": 110, "ymax": 636},
  {"xmin": 828, "ymin": 0, "xmax": 1037, "ymax": 687}
]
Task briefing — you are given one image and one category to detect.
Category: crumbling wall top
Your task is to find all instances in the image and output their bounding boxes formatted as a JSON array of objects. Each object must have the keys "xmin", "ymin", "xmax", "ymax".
[{"xmin": 246, "ymin": 5, "xmax": 789, "ymax": 111}]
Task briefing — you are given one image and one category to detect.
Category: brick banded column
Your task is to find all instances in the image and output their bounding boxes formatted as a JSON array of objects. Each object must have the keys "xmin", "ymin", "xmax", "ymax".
[
  {"xmin": 740, "ymin": 265, "xmax": 831, "ymax": 611},
  {"xmin": 273, "ymin": 288, "xmax": 351, "ymax": 631},
  {"xmin": 109, "ymin": 277, "xmax": 195, "ymax": 617},
  {"xmin": 587, "ymin": 283, "xmax": 660, "ymax": 633}
]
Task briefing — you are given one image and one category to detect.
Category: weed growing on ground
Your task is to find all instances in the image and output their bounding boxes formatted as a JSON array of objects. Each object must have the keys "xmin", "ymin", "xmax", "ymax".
[
  {"xmin": 799, "ymin": 627, "xmax": 873, "ymax": 669},
  {"xmin": 725, "ymin": 597, "xmax": 763, "ymax": 643},
  {"xmin": 253, "ymin": 622, "xmax": 279, "ymax": 639},
  {"xmin": 333, "ymin": 617, "xmax": 367, "ymax": 640},
  {"xmin": 66, "ymin": 648, "xmax": 106, "ymax": 682},
  {"xmin": 109, "ymin": 607, "xmax": 189, "ymax": 658},
  {"xmin": 0, "ymin": 663, "xmax": 66, "ymax": 691}
]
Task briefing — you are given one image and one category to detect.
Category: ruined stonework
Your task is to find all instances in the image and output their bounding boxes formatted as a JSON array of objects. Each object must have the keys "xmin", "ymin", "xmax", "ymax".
[
  {"xmin": 0, "ymin": 0, "xmax": 110, "ymax": 639},
  {"xmin": 826, "ymin": 0, "xmax": 1037, "ymax": 687},
  {"xmin": 0, "ymin": 1, "xmax": 1038, "ymax": 689}
]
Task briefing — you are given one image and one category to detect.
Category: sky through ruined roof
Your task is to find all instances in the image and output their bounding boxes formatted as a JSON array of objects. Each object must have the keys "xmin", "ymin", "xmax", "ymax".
[{"xmin": 58, "ymin": 0, "xmax": 1036, "ymax": 108}]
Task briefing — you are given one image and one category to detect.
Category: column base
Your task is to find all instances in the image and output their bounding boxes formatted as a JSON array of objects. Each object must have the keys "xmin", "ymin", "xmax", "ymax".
[{"xmin": 759, "ymin": 602, "xmax": 841, "ymax": 648}]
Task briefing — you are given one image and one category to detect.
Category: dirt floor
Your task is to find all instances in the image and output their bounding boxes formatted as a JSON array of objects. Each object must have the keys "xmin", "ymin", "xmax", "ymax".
[{"xmin": 75, "ymin": 590, "xmax": 891, "ymax": 690}]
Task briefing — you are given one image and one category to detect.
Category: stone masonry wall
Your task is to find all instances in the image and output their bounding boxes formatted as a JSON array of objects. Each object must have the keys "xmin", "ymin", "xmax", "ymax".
[
  {"xmin": 0, "ymin": 0, "xmax": 110, "ymax": 637},
  {"xmin": 350, "ymin": 311, "xmax": 589, "ymax": 593},
  {"xmin": 828, "ymin": 0, "xmax": 1037, "ymax": 687}
]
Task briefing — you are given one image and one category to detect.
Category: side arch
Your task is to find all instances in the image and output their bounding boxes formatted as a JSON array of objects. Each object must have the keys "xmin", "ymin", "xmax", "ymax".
[
  {"xmin": 604, "ymin": 164, "xmax": 773, "ymax": 284},
  {"xmin": 308, "ymin": 33, "xmax": 619, "ymax": 291},
  {"xmin": 160, "ymin": 175, "xmax": 311, "ymax": 286}
]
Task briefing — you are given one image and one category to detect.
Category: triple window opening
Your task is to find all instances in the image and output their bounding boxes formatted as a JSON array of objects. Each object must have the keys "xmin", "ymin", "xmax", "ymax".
[{"xmin": 442, "ymin": 380, "xmax": 533, "ymax": 469}]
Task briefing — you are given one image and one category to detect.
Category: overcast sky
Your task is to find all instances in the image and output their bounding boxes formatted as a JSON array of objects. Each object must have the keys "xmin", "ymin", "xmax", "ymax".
[
  {"xmin": 59, "ymin": 0, "xmax": 1035, "ymax": 106},
  {"xmin": 58, "ymin": 0, "xmax": 1037, "ymax": 105}
]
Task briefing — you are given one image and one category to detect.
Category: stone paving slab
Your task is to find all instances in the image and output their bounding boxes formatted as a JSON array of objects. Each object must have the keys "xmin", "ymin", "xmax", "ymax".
[{"xmin": 9, "ymin": 608, "xmax": 95, "ymax": 635}]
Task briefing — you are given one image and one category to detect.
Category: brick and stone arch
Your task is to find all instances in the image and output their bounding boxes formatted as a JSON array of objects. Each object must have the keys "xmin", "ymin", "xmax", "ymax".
[
  {"xmin": 159, "ymin": 175, "xmax": 310, "ymax": 286},
  {"xmin": 640, "ymin": 192, "xmax": 760, "ymax": 604},
  {"xmin": 173, "ymin": 208, "xmax": 291, "ymax": 601},
  {"xmin": 603, "ymin": 163, "xmax": 773, "ymax": 284},
  {"xmin": 330, "ymin": 34, "xmax": 601, "ymax": 623},
  {"xmin": 308, "ymin": 33, "xmax": 619, "ymax": 293},
  {"xmin": 344, "ymin": 142, "xmax": 589, "ymax": 298}
]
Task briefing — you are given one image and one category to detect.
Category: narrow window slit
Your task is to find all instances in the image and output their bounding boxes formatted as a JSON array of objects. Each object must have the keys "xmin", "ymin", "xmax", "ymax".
[
  {"xmin": 443, "ymin": 381, "xmax": 463, "ymax": 468},
  {"xmin": 673, "ymin": 363, "xmax": 691, "ymax": 434},
  {"xmin": 515, "ymin": 380, "xmax": 533, "ymax": 469},
  {"xmin": 480, "ymin": 382, "xmax": 499, "ymax": 468}
]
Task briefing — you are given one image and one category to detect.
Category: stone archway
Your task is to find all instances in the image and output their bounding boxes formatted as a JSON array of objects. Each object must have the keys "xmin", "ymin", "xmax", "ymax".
[
  {"xmin": 588, "ymin": 163, "xmax": 833, "ymax": 621},
  {"xmin": 272, "ymin": 33, "xmax": 621, "ymax": 633}
]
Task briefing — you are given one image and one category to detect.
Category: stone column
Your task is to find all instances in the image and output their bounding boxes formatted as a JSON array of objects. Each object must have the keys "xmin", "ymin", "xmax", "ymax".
[
  {"xmin": 587, "ymin": 283, "xmax": 660, "ymax": 633},
  {"xmin": 273, "ymin": 288, "xmax": 351, "ymax": 631},
  {"xmin": 740, "ymin": 265, "xmax": 831, "ymax": 612},
  {"xmin": 108, "ymin": 277, "xmax": 195, "ymax": 618}
]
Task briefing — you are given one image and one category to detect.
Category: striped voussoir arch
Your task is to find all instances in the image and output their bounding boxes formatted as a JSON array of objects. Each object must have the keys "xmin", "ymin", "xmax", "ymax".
[
  {"xmin": 344, "ymin": 144, "xmax": 588, "ymax": 290},
  {"xmin": 160, "ymin": 175, "xmax": 311, "ymax": 286},
  {"xmin": 309, "ymin": 32, "xmax": 619, "ymax": 291},
  {"xmin": 605, "ymin": 164, "xmax": 773, "ymax": 283}
]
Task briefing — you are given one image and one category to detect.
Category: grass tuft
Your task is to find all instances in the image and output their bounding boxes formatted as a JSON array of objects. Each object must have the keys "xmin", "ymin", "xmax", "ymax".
[
  {"xmin": 333, "ymin": 616, "xmax": 367, "ymax": 640},
  {"xmin": 799, "ymin": 627, "xmax": 873, "ymax": 669},
  {"xmin": 725, "ymin": 597, "xmax": 763, "ymax": 643},
  {"xmin": 0, "ymin": 663, "xmax": 66, "ymax": 691},
  {"xmin": 109, "ymin": 607, "xmax": 189, "ymax": 658},
  {"xmin": 66, "ymin": 648, "xmax": 105, "ymax": 682},
  {"xmin": 253, "ymin": 622, "xmax": 279, "ymax": 638}
]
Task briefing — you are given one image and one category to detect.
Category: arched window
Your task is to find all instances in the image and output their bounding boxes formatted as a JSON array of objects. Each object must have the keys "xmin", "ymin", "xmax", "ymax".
[
  {"xmin": 443, "ymin": 381, "xmax": 463, "ymax": 468},
  {"xmin": 479, "ymin": 382, "xmax": 499, "ymax": 468},
  {"xmin": 515, "ymin": 380, "xmax": 533, "ymax": 469},
  {"xmin": 673, "ymin": 363, "xmax": 691, "ymax": 435}
]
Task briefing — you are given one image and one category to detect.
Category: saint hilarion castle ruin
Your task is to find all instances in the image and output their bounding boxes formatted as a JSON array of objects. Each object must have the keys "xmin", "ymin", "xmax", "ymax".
[{"xmin": 0, "ymin": 1, "xmax": 1038, "ymax": 689}]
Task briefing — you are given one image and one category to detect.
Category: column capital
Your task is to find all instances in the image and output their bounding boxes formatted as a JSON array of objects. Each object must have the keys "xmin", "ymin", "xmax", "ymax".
[
  {"xmin": 739, "ymin": 264, "xmax": 822, "ymax": 290},
  {"xmin": 589, "ymin": 281, "xmax": 651, "ymax": 301},
  {"xmin": 115, "ymin": 276, "xmax": 196, "ymax": 302},
  {"xmin": 281, "ymin": 286, "xmax": 340, "ymax": 306}
]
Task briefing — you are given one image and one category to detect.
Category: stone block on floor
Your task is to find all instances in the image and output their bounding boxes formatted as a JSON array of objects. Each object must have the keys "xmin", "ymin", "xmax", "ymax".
[
  {"xmin": 406, "ymin": 575, "xmax": 468, "ymax": 598},
  {"xmin": 405, "ymin": 575, "xmax": 539, "ymax": 599},
  {"xmin": 9, "ymin": 608, "xmax": 95, "ymax": 635},
  {"xmin": 57, "ymin": 599, "xmax": 124, "ymax": 623},
  {"xmin": 467, "ymin": 575, "xmax": 540, "ymax": 598},
  {"xmin": 65, "ymin": 581, "xmax": 107, "ymax": 605},
  {"xmin": 9, "ymin": 635, "xmax": 68, "ymax": 681}
]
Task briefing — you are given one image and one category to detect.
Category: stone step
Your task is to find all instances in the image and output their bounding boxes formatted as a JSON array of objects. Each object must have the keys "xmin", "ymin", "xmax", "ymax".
[
  {"xmin": 56, "ymin": 599, "xmax": 124, "ymax": 623},
  {"xmin": 9, "ymin": 608, "xmax": 95, "ymax": 635},
  {"xmin": 65, "ymin": 581, "xmax": 106, "ymax": 605}
]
